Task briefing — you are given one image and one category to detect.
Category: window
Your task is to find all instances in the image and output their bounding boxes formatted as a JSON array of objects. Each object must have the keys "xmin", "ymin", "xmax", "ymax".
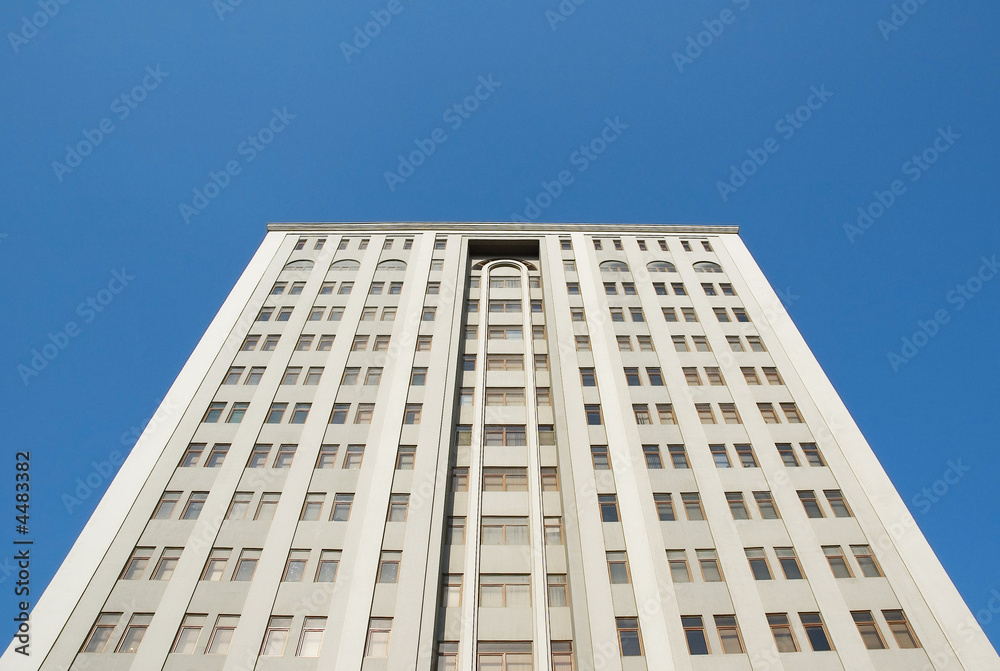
[
  {"xmin": 883, "ymin": 610, "xmax": 920, "ymax": 648},
  {"xmin": 261, "ymin": 616, "xmax": 292, "ymax": 656},
  {"xmin": 355, "ymin": 403, "xmax": 375, "ymax": 424},
  {"xmin": 387, "ymin": 494, "xmax": 409, "ymax": 521},
  {"xmin": 116, "ymin": 613, "xmax": 153, "ymax": 653},
  {"xmin": 598, "ymin": 494, "xmax": 619, "ymax": 522},
  {"xmin": 282, "ymin": 549, "xmax": 309, "ymax": 582},
  {"xmin": 338, "ymin": 282, "xmax": 353, "ymax": 295},
  {"xmin": 735, "ymin": 444, "xmax": 758, "ymax": 467},
  {"xmin": 753, "ymin": 491, "xmax": 780, "ymax": 519},
  {"xmin": 241, "ymin": 335, "xmax": 259, "ymax": 351},
  {"xmin": 681, "ymin": 307, "xmax": 698, "ymax": 322},
  {"xmin": 330, "ymin": 403, "xmax": 349, "ymax": 424},
  {"xmin": 328, "ymin": 306, "xmax": 343, "ymax": 321},
  {"xmin": 532, "ymin": 325, "xmax": 545, "ymax": 339},
  {"xmin": 343, "ymin": 444, "xmax": 364, "ymax": 469},
  {"xmin": 762, "ymin": 367, "xmax": 784, "ymax": 385},
  {"xmin": 617, "ymin": 618, "xmax": 643, "ymax": 656},
  {"xmin": 377, "ymin": 551, "xmax": 402, "ymax": 582},
  {"xmin": 566, "ymin": 282, "xmax": 580, "ymax": 295},
  {"xmin": 396, "ymin": 445, "xmax": 416, "ymax": 470},
  {"xmin": 547, "ymin": 575, "xmax": 568, "ymax": 608},
  {"xmin": 255, "ymin": 493, "xmax": 280, "ymax": 520},
  {"xmin": 271, "ymin": 282, "xmax": 287, "ymax": 295},
  {"xmin": 331, "ymin": 494, "xmax": 354, "ymax": 521},
  {"xmin": 610, "ymin": 307, "xmax": 624, "ymax": 322},
  {"xmin": 223, "ymin": 366, "xmax": 244, "ymax": 385},
  {"xmin": 683, "ymin": 367, "xmax": 701, "ymax": 385},
  {"xmin": 257, "ymin": 307, "xmax": 274, "ymax": 322},
  {"xmin": 373, "ymin": 335, "xmax": 390, "ymax": 351},
  {"xmin": 654, "ymin": 493, "xmax": 675, "ymax": 521},
  {"xmin": 733, "ymin": 308, "xmax": 750, "ymax": 322},
  {"xmin": 825, "ymin": 489, "xmax": 853, "ymax": 517},
  {"xmin": 481, "ymin": 516, "xmax": 529, "ymax": 545},
  {"xmin": 647, "ymin": 367, "xmax": 664, "ymax": 386},
  {"xmin": 403, "ymin": 238, "xmax": 413, "ymax": 249},
  {"xmin": 719, "ymin": 404, "xmax": 741, "ymax": 424},
  {"xmin": 463, "ymin": 355, "xmax": 477, "ymax": 371},
  {"xmin": 715, "ymin": 615, "xmax": 744, "ymax": 654},
  {"xmin": 695, "ymin": 403, "xmax": 716, "ymax": 424},
  {"xmin": 488, "ymin": 326, "xmax": 523, "ymax": 340},
  {"xmin": 851, "ymin": 545, "xmax": 883, "ymax": 577},
  {"xmin": 714, "ymin": 308, "xmax": 730, "ymax": 323},
  {"xmin": 682, "ymin": 493, "xmax": 705, "ymax": 520},
  {"xmin": 710, "ymin": 444, "xmax": 730, "ymax": 468},
  {"xmin": 691, "ymin": 336, "xmax": 709, "ymax": 352},
  {"xmin": 800, "ymin": 612, "xmax": 834, "ymax": 651},
  {"xmin": 203, "ymin": 402, "xmax": 225, "ymax": 423},
  {"xmin": 727, "ymin": 492, "xmax": 750, "ymax": 520},
  {"xmin": 478, "ymin": 642, "xmax": 533, "ymax": 668},
  {"xmin": 624, "ymin": 367, "xmax": 641, "ymax": 386},
  {"xmin": 656, "ymin": 404, "xmax": 676, "ymax": 424},
  {"xmin": 541, "ymin": 467, "xmax": 559, "ymax": 490},
  {"xmin": 802, "ymin": 443, "xmax": 825, "ymax": 466},
  {"xmin": 320, "ymin": 282, "xmax": 335, "ymax": 295},
  {"xmin": 671, "ymin": 282, "xmax": 687, "ymax": 296},
  {"xmin": 290, "ymin": 403, "xmax": 310, "ymax": 424},
  {"xmin": 180, "ymin": 443, "xmax": 204, "ymax": 467},
  {"xmin": 705, "ymin": 367, "xmax": 724, "ymax": 385},
  {"xmin": 172, "ymin": 614, "xmax": 205, "ymax": 654},
  {"xmin": 780, "ymin": 402, "xmax": 803, "ymax": 423},
  {"xmin": 304, "ymin": 367, "xmax": 323, "ymax": 384},
  {"xmin": 489, "ymin": 299, "xmax": 522, "ymax": 313},
  {"xmin": 768, "ymin": 614, "xmax": 799, "ymax": 652},
  {"xmin": 666, "ymin": 550, "xmax": 690, "ymax": 583},
  {"xmin": 612, "ymin": 239, "xmax": 623, "ymax": 250},
  {"xmin": 227, "ymin": 492, "xmax": 253, "ymax": 519},
  {"xmin": 296, "ymin": 617, "xmax": 326, "ymax": 657},
  {"xmin": 777, "ymin": 443, "xmax": 799, "ymax": 466},
  {"xmin": 403, "ymin": 404, "xmax": 422, "ymax": 424},
  {"xmin": 642, "ymin": 444, "xmax": 663, "ymax": 469},
  {"xmin": 410, "ymin": 367, "xmax": 427, "ymax": 386},
  {"xmin": 702, "ymin": 283, "xmax": 716, "ymax": 296},
  {"xmin": 681, "ymin": 616, "xmax": 708, "ymax": 655},
  {"xmin": 633, "ymin": 404, "xmax": 652, "ymax": 425},
  {"xmin": 575, "ymin": 335, "xmax": 590, "ymax": 351},
  {"xmin": 480, "ymin": 574, "xmax": 531, "ymax": 607},
  {"xmin": 585, "ymin": 404, "xmax": 603, "ymax": 425},
  {"xmin": 661, "ymin": 307, "xmax": 676, "ymax": 322},
  {"xmin": 120, "ymin": 547, "xmax": 153, "ymax": 580},
  {"xmin": 389, "ymin": 281, "xmax": 404, "ymax": 294},
  {"xmin": 301, "ymin": 493, "xmax": 324, "ymax": 521},
  {"xmin": 447, "ymin": 517, "xmax": 466, "ymax": 544},
  {"xmin": 182, "ymin": 492, "xmax": 208, "ymax": 520},
  {"xmin": 294, "ymin": 238, "xmax": 307, "ymax": 250},
  {"xmin": 152, "ymin": 491, "xmax": 181, "ymax": 519},
  {"xmin": 823, "ymin": 546, "xmax": 853, "ymax": 578},
  {"xmin": 668, "ymin": 444, "xmax": 689, "ymax": 469},
  {"xmin": 484, "ymin": 425, "xmax": 527, "ymax": 446},
  {"xmin": 152, "ymin": 547, "xmax": 182, "ymax": 580},
  {"xmin": 466, "ymin": 300, "xmax": 479, "ymax": 314},
  {"xmin": 202, "ymin": 615, "xmax": 238, "ymax": 655},
  {"xmin": 316, "ymin": 444, "xmax": 338, "ymax": 469},
  {"xmin": 726, "ymin": 336, "xmax": 744, "ymax": 352},
  {"xmin": 287, "ymin": 282, "xmax": 304, "ymax": 295},
  {"xmin": 852, "ymin": 611, "xmax": 886, "ymax": 650},
  {"xmin": 623, "ymin": 282, "xmax": 636, "ymax": 294},
  {"xmin": 280, "ymin": 367, "xmax": 300, "ymax": 386},
  {"xmin": 265, "ymin": 402, "xmax": 286, "ymax": 423},
  {"xmin": 464, "ymin": 325, "xmax": 477, "ymax": 340},
  {"xmin": 798, "ymin": 490, "xmax": 824, "ymax": 518},
  {"xmin": 455, "ymin": 426, "xmax": 472, "ymax": 446},
  {"xmin": 629, "ymin": 307, "xmax": 644, "ymax": 322},
  {"xmin": 591, "ymin": 445, "xmax": 610, "ymax": 470},
  {"xmin": 276, "ymin": 307, "xmax": 293, "ymax": 322},
  {"xmin": 604, "ymin": 281, "xmax": 616, "ymax": 295},
  {"xmin": 441, "ymin": 574, "xmax": 463, "ymax": 608},
  {"xmin": 672, "ymin": 335, "xmax": 689, "ymax": 352},
  {"xmin": 607, "ymin": 551, "xmax": 630, "ymax": 583},
  {"xmin": 699, "ymin": 549, "xmax": 724, "ymax": 582},
  {"xmin": 233, "ymin": 549, "xmax": 260, "ymax": 581},
  {"xmin": 422, "ymin": 306, "xmax": 436, "ymax": 321},
  {"xmin": 416, "ymin": 335, "xmax": 432, "ymax": 351},
  {"xmin": 758, "ymin": 403, "xmax": 780, "ymax": 423},
  {"xmin": 206, "ymin": 443, "xmax": 229, "ymax": 466},
  {"xmin": 361, "ymin": 307, "xmax": 376, "ymax": 321},
  {"xmin": 593, "ymin": 239, "xmax": 603, "ymax": 250},
  {"xmin": 316, "ymin": 550, "xmax": 341, "ymax": 582},
  {"xmin": 776, "ymin": 547, "xmax": 804, "ymax": 579},
  {"xmin": 579, "ymin": 368, "xmax": 596, "ymax": 387},
  {"xmin": 647, "ymin": 260, "xmax": 676, "ymax": 273}
]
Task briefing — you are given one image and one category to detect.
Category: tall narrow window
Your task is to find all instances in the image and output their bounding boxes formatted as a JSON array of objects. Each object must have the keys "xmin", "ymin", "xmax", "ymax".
[
  {"xmin": 261, "ymin": 616, "xmax": 293, "ymax": 656},
  {"xmin": 768, "ymin": 614, "xmax": 799, "ymax": 652},
  {"xmin": 775, "ymin": 547, "xmax": 804, "ymax": 579},
  {"xmin": 116, "ymin": 614, "xmax": 153, "ymax": 653},
  {"xmin": 82, "ymin": 613, "xmax": 121, "ymax": 653},
  {"xmin": 172, "ymin": 614, "xmax": 205, "ymax": 654},
  {"xmin": 666, "ymin": 550, "xmax": 690, "ymax": 582},
  {"xmin": 883, "ymin": 610, "xmax": 920, "ymax": 648},
  {"xmin": 800, "ymin": 612, "xmax": 834, "ymax": 651},
  {"xmin": 681, "ymin": 616, "xmax": 708, "ymax": 655},
  {"xmin": 852, "ymin": 611, "xmax": 886, "ymax": 650},
  {"xmin": 617, "ymin": 618, "xmax": 643, "ymax": 656},
  {"xmin": 746, "ymin": 548, "xmax": 772, "ymax": 580}
]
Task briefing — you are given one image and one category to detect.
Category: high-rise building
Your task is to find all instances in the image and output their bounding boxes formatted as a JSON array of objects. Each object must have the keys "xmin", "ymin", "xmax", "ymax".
[{"xmin": 7, "ymin": 223, "xmax": 997, "ymax": 671}]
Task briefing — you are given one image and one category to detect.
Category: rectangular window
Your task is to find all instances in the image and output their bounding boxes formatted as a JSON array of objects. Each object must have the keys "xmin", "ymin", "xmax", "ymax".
[
  {"xmin": 480, "ymin": 574, "xmax": 531, "ymax": 607},
  {"xmin": 203, "ymin": 402, "xmax": 225, "ymax": 423},
  {"xmin": 647, "ymin": 367, "xmax": 664, "ymax": 386},
  {"xmin": 883, "ymin": 610, "xmax": 921, "ymax": 648},
  {"xmin": 223, "ymin": 366, "xmax": 243, "ymax": 384},
  {"xmin": 206, "ymin": 443, "xmax": 229, "ymax": 466},
  {"xmin": 767, "ymin": 613, "xmax": 799, "ymax": 652},
  {"xmin": 699, "ymin": 549, "xmax": 724, "ymax": 582},
  {"xmin": 668, "ymin": 444, "xmax": 689, "ymax": 469},
  {"xmin": 544, "ymin": 516, "xmax": 563, "ymax": 543},
  {"xmin": 116, "ymin": 613, "xmax": 153, "ymax": 653},
  {"xmin": 355, "ymin": 403, "xmax": 375, "ymax": 424},
  {"xmin": 682, "ymin": 307, "xmax": 698, "ymax": 322},
  {"xmin": 800, "ymin": 612, "xmax": 834, "ymax": 651},
  {"xmin": 152, "ymin": 547, "xmax": 182, "ymax": 580},
  {"xmin": 629, "ymin": 307, "xmax": 645, "ymax": 322},
  {"xmin": 290, "ymin": 403, "xmax": 310, "ymax": 424},
  {"xmin": 802, "ymin": 443, "xmax": 825, "ymax": 466},
  {"xmin": 152, "ymin": 492, "xmax": 180, "ymax": 520},
  {"xmin": 624, "ymin": 367, "xmax": 641, "ymax": 386},
  {"xmin": 547, "ymin": 575, "xmax": 568, "ymax": 608},
  {"xmin": 695, "ymin": 403, "xmax": 716, "ymax": 424},
  {"xmin": 851, "ymin": 545, "xmax": 883, "ymax": 577},
  {"xmin": 331, "ymin": 494, "xmax": 354, "ymax": 521},
  {"xmin": 748, "ymin": 548, "xmax": 774, "ymax": 581},
  {"xmin": 338, "ymin": 282, "xmax": 353, "ymax": 295},
  {"xmin": 681, "ymin": 616, "xmax": 708, "ymax": 655},
  {"xmin": 714, "ymin": 308, "xmax": 730, "ymax": 323},
  {"xmin": 682, "ymin": 492, "xmax": 705, "ymax": 520},
  {"xmin": 120, "ymin": 547, "xmax": 153, "ymax": 580},
  {"xmin": 261, "ymin": 616, "xmax": 293, "ymax": 656},
  {"xmin": 671, "ymin": 282, "xmax": 687, "ymax": 296},
  {"xmin": 733, "ymin": 308, "xmax": 750, "ymax": 322},
  {"xmin": 735, "ymin": 443, "xmax": 758, "ymax": 467},
  {"xmin": 683, "ymin": 367, "xmax": 702, "ymax": 385},
  {"xmin": 265, "ymin": 402, "xmax": 286, "ymax": 423},
  {"xmin": 666, "ymin": 549, "xmax": 690, "ymax": 583},
  {"xmin": 617, "ymin": 618, "xmax": 643, "ymax": 656},
  {"xmin": 852, "ymin": 611, "xmax": 887, "ymax": 650},
  {"xmin": 610, "ymin": 307, "xmax": 624, "ymax": 322},
  {"xmin": 330, "ymin": 403, "xmax": 349, "ymax": 424},
  {"xmin": 180, "ymin": 443, "xmax": 204, "ymax": 467},
  {"xmin": 316, "ymin": 550, "xmax": 341, "ymax": 583},
  {"xmin": 633, "ymin": 404, "xmax": 652, "ymax": 425},
  {"xmin": 343, "ymin": 444, "xmax": 364, "ymax": 469},
  {"xmin": 226, "ymin": 492, "xmax": 253, "ymax": 520},
  {"xmin": 283, "ymin": 549, "xmax": 309, "ymax": 582},
  {"xmin": 727, "ymin": 492, "xmax": 750, "ymax": 520},
  {"xmin": 656, "ymin": 403, "xmax": 676, "ymax": 424},
  {"xmin": 598, "ymin": 494, "xmax": 619, "ymax": 522},
  {"xmin": 741, "ymin": 367, "xmax": 760, "ymax": 384},
  {"xmin": 585, "ymin": 404, "xmax": 603, "ymax": 425},
  {"xmin": 481, "ymin": 516, "xmax": 529, "ymax": 545},
  {"xmin": 300, "ymin": 493, "xmax": 324, "ymax": 521},
  {"xmin": 672, "ymin": 335, "xmax": 689, "ymax": 351},
  {"xmin": 172, "ymin": 614, "xmax": 205, "ymax": 654},
  {"xmin": 775, "ymin": 547, "xmax": 804, "ymax": 579},
  {"xmin": 416, "ymin": 335, "xmax": 432, "ymax": 351},
  {"xmin": 591, "ymin": 445, "xmax": 610, "ymax": 470},
  {"xmin": 719, "ymin": 403, "xmax": 741, "ymax": 424},
  {"xmin": 403, "ymin": 403, "xmax": 422, "ymax": 424},
  {"xmin": 798, "ymin": 490, "xmax": 824, "ymax": 517},
  {"xmin": 607, "ymin": 551, "xmax": 630, "ymax": 584},
  {"xmin": 448, "ymin": 517, "xmax": 466, "ymax": 544},
  {"xmin": 715, "ymin": 615, "xmax": 744, "ymax": 654},
  {"xmin": 823, "ymin": 546, "xmax": 853, "ymax": 578},
  {"xmin": 328, "ymin": 306, "xmax": 344, "ymax": 321},
  {"xmin": 705, "ymin": 367, "xmax": 725, "ymax": 385},
  {"xmin": 662, "ymin": 307, "xmax": 677, "ymax": 322},
  {"xmin": 567, "ymin": 282, "xmax": 580, "ymax": 295},
  {"xmin": 484, "ymin": 425, "xmax": 527, "ymax": 446},
  {"xmin": 482, "ymin": 467, "xmax": 529, "ymax": 491},
  {"xmin": 296, "ymin": 617, "xmax": 326, "ymax": 657},
  {"xmin": 182, "ymin": 492, "xmax": 208, "ymax": 520},
  {"xmin": 255, "ymin": 493, "xmax": 280, "ymax": 521},
  {"xmin": 777, "ymin": 443, "xmax": 799, "ymax": 467},
  {"xmin": 395, "ymin": 445, "xmax": 416, "ymax": 470},
  {"xmin": 754, "ymin": 491, "xmax": 780, "ymax": 519},
  {"xmin": 780, "ymin": 402, "xmax": 803, "ymax": 423},
  {"xmin": 758, "ymin": 403, "xmax": 781, "ymax": 423},
  {"xmin": 654, "ymin": 493, "xmax": 675, "ymax": 521},
  {"xmin": 233, "ymin": 549, "xmax": 261, "ymax": 582},
  {"xmin": 825, "ymin": 489, "xmax": 853, "ymax": 517},
  {"xmin": 361, "ymin": 307, "xmax": 376, "ymax": 321},
  {"xmin": 710, "ymin": 444, "xmax": 731, "ymax": 468},
  {"xmin": 315, "ymin": 444, "xmax": 338, "ymax": 469},
  {"xmin": 575, "ymin": 335, "xmax": 590, "ymax": 350},
  {"xmin": 377, "ymin": 551, "xmax": 402, "ymax": 582},
  {"xmin": 691, "ymin": 336, "xmax": 710, "ymax": 351}
]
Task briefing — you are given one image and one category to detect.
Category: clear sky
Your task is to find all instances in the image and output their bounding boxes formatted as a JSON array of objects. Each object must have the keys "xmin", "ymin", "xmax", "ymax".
[{"xmin": 1, "ymin": 0, "xmax": 998, "ymax": 651}]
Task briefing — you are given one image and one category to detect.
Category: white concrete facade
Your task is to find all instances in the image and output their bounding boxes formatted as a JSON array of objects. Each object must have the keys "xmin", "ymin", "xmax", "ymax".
[{"xmin": 4, "ymin": 223, "xmax": 997, "ymax": 671}]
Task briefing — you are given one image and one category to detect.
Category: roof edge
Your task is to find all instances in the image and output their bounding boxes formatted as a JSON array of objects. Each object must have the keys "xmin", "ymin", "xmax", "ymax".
[{"xmin": 266, "ymin": 222, "xmax": 740, "ymax": 235}]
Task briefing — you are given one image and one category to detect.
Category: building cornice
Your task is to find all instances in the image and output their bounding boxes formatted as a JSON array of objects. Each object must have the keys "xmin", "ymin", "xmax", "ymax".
[{"xmin": 266, "ymin": 221, "xmax": 740, "ymax": 235}]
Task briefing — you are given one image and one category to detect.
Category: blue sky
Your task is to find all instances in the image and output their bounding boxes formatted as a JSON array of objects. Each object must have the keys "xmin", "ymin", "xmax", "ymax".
[{"xmin": 2, "ymin": 0, "xmax": 998, "ymax": 650}]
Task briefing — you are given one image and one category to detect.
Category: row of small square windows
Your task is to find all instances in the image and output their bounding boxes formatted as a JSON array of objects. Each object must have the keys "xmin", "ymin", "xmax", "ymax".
[{"xmin": 291, "ymin": 235, "xmax": 711, "ymax": 253}]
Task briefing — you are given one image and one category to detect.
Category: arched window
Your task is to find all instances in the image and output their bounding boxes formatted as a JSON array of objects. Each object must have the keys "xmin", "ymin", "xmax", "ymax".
[
  {"xmin": 283, "ymin": 259, "xmax": 314, "ymax": 271},
  {"xmin": 599, "ymin": 260, "xmax": 630, "ymax": 273},
  {"xmin": 473, "ymin": 259, "xmax": 537, "ymax": 270},
  {"xmin": 329, "ymin": 260, "xmax": 360, "ymax": 272},
  {"xmin": 376, "ymin": 259, "xmax": 407, "ymax": 271},
  {"xmin": 693, "ymin": 261, "xmax": 723, "ymax": 273},
  {"xmin": 646, "ymin": 261, "xmax": 676, "ymax": 273}
]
